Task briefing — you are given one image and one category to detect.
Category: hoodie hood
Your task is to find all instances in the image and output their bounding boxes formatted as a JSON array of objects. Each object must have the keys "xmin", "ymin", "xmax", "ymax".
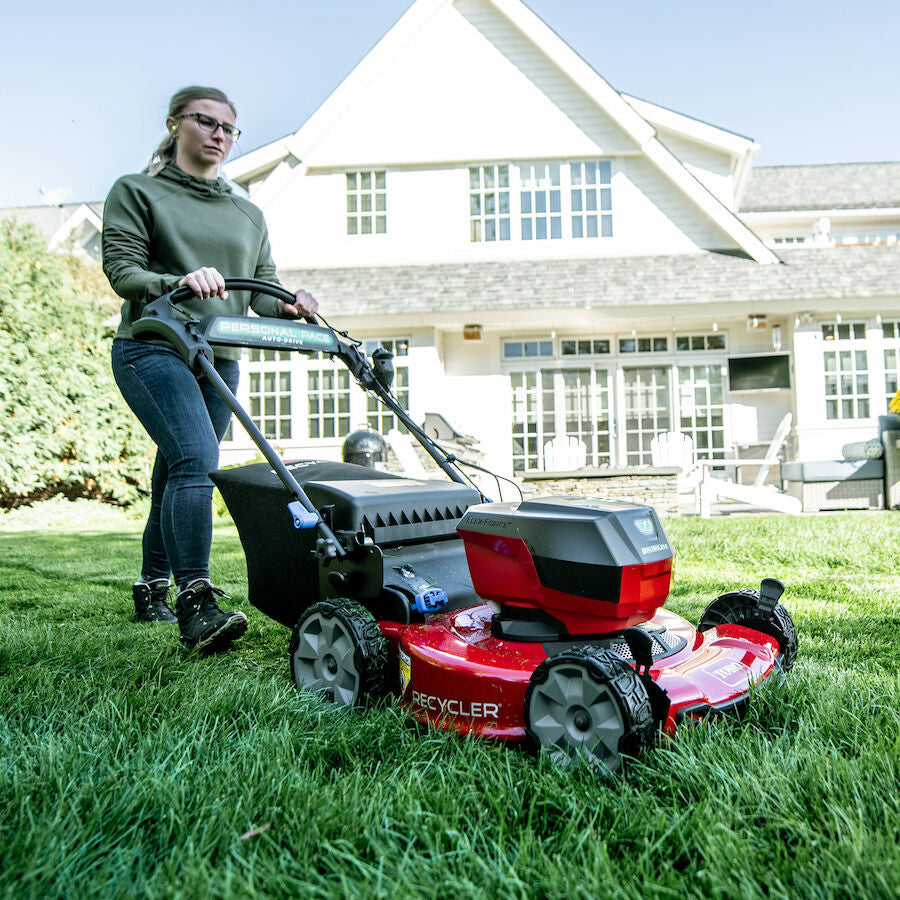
[{"xmin": 157, "ymin": 163, "xmax": 232, "ymax": 198}]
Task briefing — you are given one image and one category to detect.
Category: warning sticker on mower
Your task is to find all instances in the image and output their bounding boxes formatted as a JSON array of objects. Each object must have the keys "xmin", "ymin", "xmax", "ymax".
[{"xmin": 398, "ymin": 648, "xmax": 411, "ymax": 696}]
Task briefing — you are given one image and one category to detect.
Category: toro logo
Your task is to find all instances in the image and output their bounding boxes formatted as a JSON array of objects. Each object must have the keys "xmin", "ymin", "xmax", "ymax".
[
  {"xmin": 411, "ymin": 691, "xmax": 499, "ymax": 720},
  {"xmin": 709, "ymin": 660, "xmax": 748, "ymax": 685}
]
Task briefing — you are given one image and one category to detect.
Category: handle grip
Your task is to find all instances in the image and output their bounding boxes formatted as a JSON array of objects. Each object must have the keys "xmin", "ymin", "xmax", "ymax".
[{"xmin": 169, "ymin": 278, "xmax": 316, "ymax": 323}]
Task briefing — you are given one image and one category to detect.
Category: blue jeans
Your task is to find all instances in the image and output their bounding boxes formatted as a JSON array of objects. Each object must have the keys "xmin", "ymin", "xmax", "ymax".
[{"xmin": 111, "ymin": 339, "xmax": 239, "ymax": 587}]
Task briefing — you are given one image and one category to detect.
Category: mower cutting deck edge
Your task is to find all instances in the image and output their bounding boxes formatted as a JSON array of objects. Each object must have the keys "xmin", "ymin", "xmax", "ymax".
[{"xmin": 136, "ymin": 279, "xmax": 799, "ymax": 774}]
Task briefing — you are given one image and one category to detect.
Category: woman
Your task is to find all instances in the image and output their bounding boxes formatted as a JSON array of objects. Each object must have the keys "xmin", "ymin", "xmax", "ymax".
[{"xmin": 103, "ymin": 86, "xmax": 318, "ymax": 652}]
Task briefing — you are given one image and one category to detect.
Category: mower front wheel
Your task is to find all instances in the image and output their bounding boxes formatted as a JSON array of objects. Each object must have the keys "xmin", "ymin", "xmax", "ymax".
[
  {"xmin": 524, "ymin": 647, "xmax": 654, "ymax": 774},
  {"xmin": 698, "ymin": 589, "xmax": 798, "ymax": 673},
  {"xmin": 289, "ymin": 598, "xmax": 388, "ymax": 706}
]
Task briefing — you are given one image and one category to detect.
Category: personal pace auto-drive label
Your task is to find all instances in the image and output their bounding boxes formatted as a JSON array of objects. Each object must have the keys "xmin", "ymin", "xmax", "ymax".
[{"xmin": 212, "ymin": 319, "xmax": 335, "ymax": 348}]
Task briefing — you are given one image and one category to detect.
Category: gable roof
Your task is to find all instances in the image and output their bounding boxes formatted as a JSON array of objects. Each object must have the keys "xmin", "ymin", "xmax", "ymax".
[
  {"xmin": 740, "ymin": 162, "xmax": 900, "ymax": 213},
  {"xmin": 281, "ymin": 245, "xmax": 900, "ymax": 320},
  {"xmin": 225, "ymin": 0, "xmax": 778, "ymax": 264}
]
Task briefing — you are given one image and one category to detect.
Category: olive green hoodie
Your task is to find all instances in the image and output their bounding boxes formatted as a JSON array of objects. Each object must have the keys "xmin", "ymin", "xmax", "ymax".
[{"xmin": 102, "ymin": 163, "xmax": 287, "ymax": 359}]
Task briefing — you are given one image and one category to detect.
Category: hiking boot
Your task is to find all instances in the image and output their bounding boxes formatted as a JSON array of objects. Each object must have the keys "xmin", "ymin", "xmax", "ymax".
[
  {"xmin": 175, "ymin": 580, "xmax": 248, "ymax": 651},
  {"xmin": 133, "ymin": 578, "xmax": 177, "ymax": 623}
]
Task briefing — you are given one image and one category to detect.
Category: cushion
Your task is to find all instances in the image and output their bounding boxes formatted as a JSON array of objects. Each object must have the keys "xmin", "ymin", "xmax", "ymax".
[
  {"xmin": 842, "ymin": 438, "xmax": 884, "ymax": 459},
  {"xmin": 781, "ymin": 459, "xmax": 885, "ymax": 482}
]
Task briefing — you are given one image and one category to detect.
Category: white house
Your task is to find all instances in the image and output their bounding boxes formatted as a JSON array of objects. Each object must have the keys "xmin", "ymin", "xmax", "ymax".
[
  {"xmin": 219, "ymin": 0, "xmax": 900, "ymax": 480},
  {"xmin": 17, "ymin": 0, "xmax": 897, "ymax": 486}
]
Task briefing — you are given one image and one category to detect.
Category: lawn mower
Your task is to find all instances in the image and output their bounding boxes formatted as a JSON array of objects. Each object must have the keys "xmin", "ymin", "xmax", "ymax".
[{"xmin": 135, "ymin": 278, "xmax": 798, "ymax": 773}]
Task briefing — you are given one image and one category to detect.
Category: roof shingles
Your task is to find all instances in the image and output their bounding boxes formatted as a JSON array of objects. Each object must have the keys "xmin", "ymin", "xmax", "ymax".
[
  {"xmin": 740, "ymin": 162, "xmax": 900, "ymax": 212},
  {"xmin": 281, "ymin": 246, "xmax": 900, "ymax": 317}
]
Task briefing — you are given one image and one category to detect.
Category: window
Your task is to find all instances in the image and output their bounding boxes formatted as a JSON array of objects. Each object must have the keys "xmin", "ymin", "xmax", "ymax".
[
  {"xmin": 571, "ymin": 161, "xmax": 612, "ymax": 239},
  {"xmin": 834, "ymin": 231, "xmax": 899, "ymax": 246},
  {"xmin": 622, "ymin": 366, "xmax": 670, "ymax": 465},
  {"xmin": 346, "ymin": 171, "xmax": 386, "ymax": 235},
  {"xmin": 677, "ymin": 365, "xmax": 725, "ymax": 460},
  {"xmin": 240, "ymin": 349, "xmax": 293, "ymax": 441},
  {"xmin": 676, "ymin": 334, "xmax": 726, "ymax": 351},
  {"xmin": 509, "ymin": 368, "xmax": 612, "ymax": 472},
  {"xmin": 469, "ymin": 165, "xmax": 510, "ymax": 242},
  {"xmin": 772, "ymin": 236, "xmax": 810, "ymax": 246},
  {"xmin": 822, "ymin": 322, "xmax": 865, "ymax": 341},
  {"xmin": 520, "ymin": 163, "xmax": 562, "ymax": 240},
  {"xmin": 469, "ymin": 160, "xmax": 613, "ymax": 242},
  {"xmin": 307, "ymin": 360, "xmax": 351, "ymax": 438},
  {"xmin": 561, "ymin": 339, "xmax": 611, "ymax": 356},
  {"xmin": 365, "ymin": 339, "xmax": 410, "ymax": 434},
  {"xmin": 884, "ymin": 321, "xmax": 900, "ymax": 407},
  {"xmin": 503, "ymin": 339, "xmax": 554, "ymax": 359},
  {"xmin": 824, "ymin": 350, "xmax": 870, "ymax": 420},
  {"xmin": 619, "ymin": 336, "xmax": 668, "ymax": 354}
]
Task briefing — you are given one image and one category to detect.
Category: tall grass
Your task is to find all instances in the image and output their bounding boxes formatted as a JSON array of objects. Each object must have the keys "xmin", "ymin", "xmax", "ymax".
[{"xmin": 1, "ymin": 504, "xmax": 899, "ymax": 899}]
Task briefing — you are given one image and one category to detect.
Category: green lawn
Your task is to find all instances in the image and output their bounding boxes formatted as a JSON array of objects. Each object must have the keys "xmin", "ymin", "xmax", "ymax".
[{"xmin": 1, "ymin": 500, "xmax": 899, "ymax": 899}]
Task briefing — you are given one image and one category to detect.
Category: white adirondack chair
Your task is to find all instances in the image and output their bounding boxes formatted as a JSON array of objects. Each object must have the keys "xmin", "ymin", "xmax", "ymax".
[
  {"xmin": 543, "ymin": 436, "xmax": 587, "ymax": 471},
  {"xmin": 650, "ymin": 431, "xmax": 700, "ymax": 493},
  {"xmin": 698, "ymin": 413, "xmax": 802, "ymax": 517},
  {"xmin": 386, "ymin": 428, "xmax": 428, "ymax": 478}
]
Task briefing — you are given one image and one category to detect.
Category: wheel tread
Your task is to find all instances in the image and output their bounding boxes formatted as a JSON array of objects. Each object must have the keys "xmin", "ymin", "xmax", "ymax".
[{"xmin": 289, "ymin": 598, "xmax": 388, "ymax": 704}]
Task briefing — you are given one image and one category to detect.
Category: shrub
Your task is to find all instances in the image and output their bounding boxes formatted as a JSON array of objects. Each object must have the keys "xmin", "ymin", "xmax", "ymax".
[{"xmin": 0, "ymin": 218, "xmax": 154, "ymax": 506}]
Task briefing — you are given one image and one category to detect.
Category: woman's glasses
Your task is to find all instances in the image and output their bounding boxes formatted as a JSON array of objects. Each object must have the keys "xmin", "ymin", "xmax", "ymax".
[{"xmin": 175, "ymin": 112, "xmax": 241, "ymax": 141}]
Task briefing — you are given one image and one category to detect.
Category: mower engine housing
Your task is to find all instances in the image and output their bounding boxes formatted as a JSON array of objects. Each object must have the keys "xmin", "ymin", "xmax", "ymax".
[{"xmin": 457, "ymin": 496, "xmax": 674, "ymax": 638}]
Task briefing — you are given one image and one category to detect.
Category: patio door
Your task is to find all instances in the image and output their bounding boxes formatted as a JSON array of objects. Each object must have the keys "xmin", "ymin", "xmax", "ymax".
[
  {"xmin": 622, "ymin": 366, "xmax": 671, "ymax": 465},
  {"xmin": 510, "ymin": 367, "xmax": 613, "ymax": 471}
]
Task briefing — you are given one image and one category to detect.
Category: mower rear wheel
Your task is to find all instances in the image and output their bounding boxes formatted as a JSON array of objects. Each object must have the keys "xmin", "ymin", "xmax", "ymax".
[
  {"xmin": 524, "ymin": 647, "xmax": 654, "ymax": 774},
  {"xmin": 289, "ymin": 598, "xmax": 388, "ymax": 705},
  {"xmin": 698, "ymin": 589, "xmax": 798, "ymax": 673}
]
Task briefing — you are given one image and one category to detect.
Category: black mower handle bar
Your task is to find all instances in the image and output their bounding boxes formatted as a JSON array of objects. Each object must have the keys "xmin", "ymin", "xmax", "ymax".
[
  {"xmin": 166, "ymin": 277, "xmax": 312, "ymax": 319},
  {"xmin": 134, "ymin": 277, "xmax": 472, "ymax": 498}
]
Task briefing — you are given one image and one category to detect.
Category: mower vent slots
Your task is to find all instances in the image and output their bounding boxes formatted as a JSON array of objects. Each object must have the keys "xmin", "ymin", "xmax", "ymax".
[
  {"xmin": 609, "ymin": 627, "xmax": 687, "ymax": 663},
  {"xmin": 304, "ymin": 479, "xmax": 484, "ymax": 546}
]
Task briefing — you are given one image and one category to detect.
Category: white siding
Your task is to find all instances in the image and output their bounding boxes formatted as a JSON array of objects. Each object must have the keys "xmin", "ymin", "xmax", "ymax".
[
  {"xmin": 654, "ymin": 130, "xmax": 736, "ymax": 208},
  {"xmin": 302, "ymin": 0, "xmax": 638, "ymax": 169},
  {"xmin": 266, "ymin": 156, "xmax": 734, "ymax": 268}
]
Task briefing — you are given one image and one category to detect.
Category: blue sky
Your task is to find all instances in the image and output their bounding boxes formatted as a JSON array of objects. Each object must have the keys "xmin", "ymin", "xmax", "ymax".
[{"xmin": 3, "ymin": 0, "xmax": 899, "ymax": 207}]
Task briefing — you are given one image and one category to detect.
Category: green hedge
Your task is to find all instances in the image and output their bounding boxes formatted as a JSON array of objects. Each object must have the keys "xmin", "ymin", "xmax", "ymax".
[{"xmin": 0, "ymin": 218, "xmax": 154, "ymax": 506}]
